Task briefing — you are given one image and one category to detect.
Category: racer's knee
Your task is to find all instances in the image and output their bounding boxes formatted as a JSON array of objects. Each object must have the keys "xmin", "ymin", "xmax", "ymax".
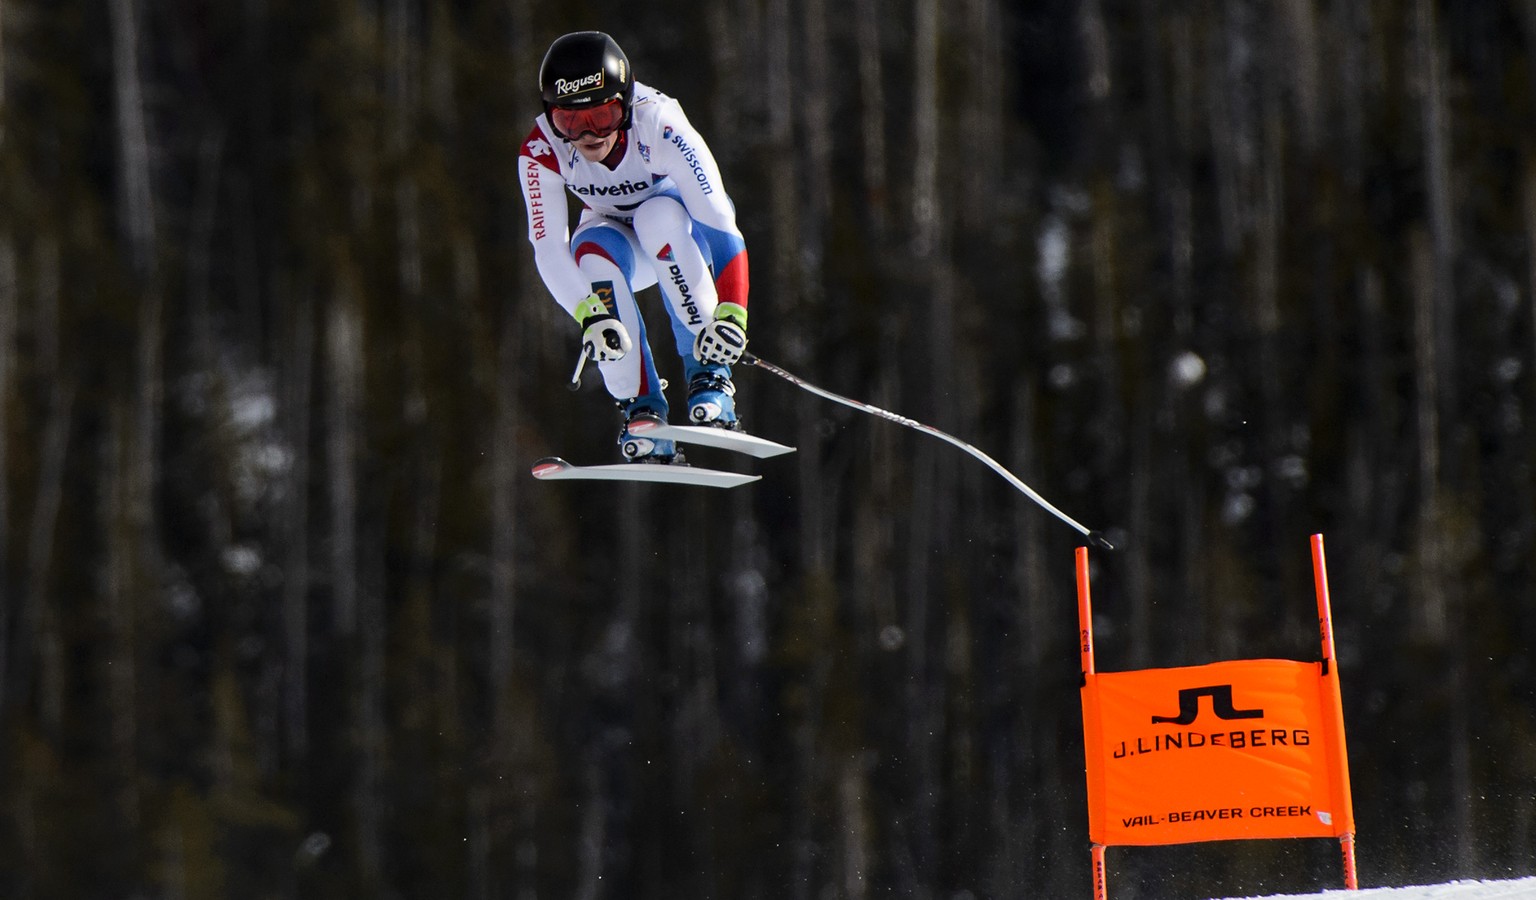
[{"xmin": 631, "ymin": 196, "xmax": 692, "ymax": 254}]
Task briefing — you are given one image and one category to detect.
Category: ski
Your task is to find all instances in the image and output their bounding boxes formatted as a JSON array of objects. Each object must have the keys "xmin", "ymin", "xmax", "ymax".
[
  {"xmin": 624, "ymin": 420, "xmax": 796, "ymax": 459},
  {"xmin": 530, "ymin": 456, "xmax": 761, "ymax": 489}
]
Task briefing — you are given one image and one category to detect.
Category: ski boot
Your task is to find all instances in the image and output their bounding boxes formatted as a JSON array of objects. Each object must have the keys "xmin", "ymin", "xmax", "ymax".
[
  {"xmin": 618, "ymin": 404, "xmax": 683, "ymax": 464},
  {"xmin": 686, "ymin": 371, "xmax": 740, "ymax": 430}
]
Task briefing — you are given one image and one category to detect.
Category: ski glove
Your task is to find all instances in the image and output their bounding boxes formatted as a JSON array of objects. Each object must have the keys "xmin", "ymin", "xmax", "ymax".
[
  {"xmin": 574, "ymin": 293, "xmax": 632, "ymax": 363},
  {"xmin": 694, "ymin": 302, "xmax": 748, "ymax": 365}
]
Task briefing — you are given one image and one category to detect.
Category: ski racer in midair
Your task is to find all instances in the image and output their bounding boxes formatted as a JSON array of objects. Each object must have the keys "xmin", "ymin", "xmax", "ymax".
[{"xmin": 518, "ymin": 31, "xmax": 750, "ymax": 463}]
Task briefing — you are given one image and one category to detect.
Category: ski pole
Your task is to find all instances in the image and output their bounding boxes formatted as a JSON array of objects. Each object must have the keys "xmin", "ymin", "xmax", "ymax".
[
  {"xmin": 568, "ymin": 345, "xmax": 589, "ymax": 392},
  {"xmin": 741, "ymin": 352, "xmax": 1114, "ymax": 550}
]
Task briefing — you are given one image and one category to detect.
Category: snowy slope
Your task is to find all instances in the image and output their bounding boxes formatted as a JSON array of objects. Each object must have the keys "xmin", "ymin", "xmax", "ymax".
[{"xmin": 1225, "ymin": 877, "xmax": 1536, "ymax": 899}]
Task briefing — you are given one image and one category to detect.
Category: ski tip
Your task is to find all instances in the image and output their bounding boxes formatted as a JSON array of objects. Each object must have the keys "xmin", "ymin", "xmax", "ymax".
[
  {"xmin": 531, "ymin": 457, "xmax": 572, "ymax": 478},
  {"xmin": 1087, "ymin": 530, "xmax": 1115, "ymax": 551}
]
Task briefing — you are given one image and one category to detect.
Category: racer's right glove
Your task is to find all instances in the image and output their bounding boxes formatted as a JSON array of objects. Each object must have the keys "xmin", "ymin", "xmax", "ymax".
[{"xmin": 574, "ymin": 293, "xmax": 632, "ymax": 362}]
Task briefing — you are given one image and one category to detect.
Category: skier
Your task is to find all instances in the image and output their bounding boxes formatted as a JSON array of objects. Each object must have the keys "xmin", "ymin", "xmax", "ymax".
[{"xmin": 518, "ymin": 31, "xmax": 750, "ymax": 463}]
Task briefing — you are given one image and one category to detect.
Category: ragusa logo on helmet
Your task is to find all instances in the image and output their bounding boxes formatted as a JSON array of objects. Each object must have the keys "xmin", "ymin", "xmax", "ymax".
[{"xmin": 555, "ymin": 71, "xmax": 605, "ymax": 97}]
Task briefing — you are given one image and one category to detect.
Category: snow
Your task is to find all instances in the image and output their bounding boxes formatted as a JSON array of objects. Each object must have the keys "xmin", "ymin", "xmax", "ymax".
[{"xmin": 1223, "ymin": 876, "xmax": 1536, "ymax": 899}]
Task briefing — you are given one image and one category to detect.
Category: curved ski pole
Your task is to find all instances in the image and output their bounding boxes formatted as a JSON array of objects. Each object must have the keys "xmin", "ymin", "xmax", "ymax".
[
  {"xmin": 741, "ymin": 352, "xmax": 1113, "ymax": 550},
  {"xmin": 568, "ymin": 345, "xmax": 589, "ymax": 392}
]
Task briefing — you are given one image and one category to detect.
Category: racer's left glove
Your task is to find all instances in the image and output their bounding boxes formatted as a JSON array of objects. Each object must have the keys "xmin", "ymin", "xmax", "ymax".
[{"xmin": 693, "ymin": 302, "xmax": 748, "ymax": 365}]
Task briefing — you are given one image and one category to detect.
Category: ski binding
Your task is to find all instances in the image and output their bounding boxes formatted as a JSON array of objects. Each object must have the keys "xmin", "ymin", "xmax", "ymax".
[
  {"xmin": 624, "ymin": 420, "xmax": 796, "ymax": 459},
  {"xmin": 531, "ymin": 457, "xmax": 761, "ymax": 489}
]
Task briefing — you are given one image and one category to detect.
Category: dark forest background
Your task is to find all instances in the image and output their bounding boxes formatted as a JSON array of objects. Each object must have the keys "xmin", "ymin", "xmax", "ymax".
[{"xmin": 2, "ymin": 0, "xmax": 1535, "ymax": 897}]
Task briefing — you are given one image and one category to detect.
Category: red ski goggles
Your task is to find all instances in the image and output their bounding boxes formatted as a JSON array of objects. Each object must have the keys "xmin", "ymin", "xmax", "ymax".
[{"xmin": 550, "ymin": 98, "xmax": 626, "ymax": 139}]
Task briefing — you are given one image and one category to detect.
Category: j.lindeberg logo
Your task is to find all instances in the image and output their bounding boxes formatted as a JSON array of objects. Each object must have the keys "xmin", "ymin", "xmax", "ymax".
[
  {"xmin": 1151, "ymin": 684, "xmax": 1264, "ymax": 725},
  {"xmin": 1112, "ymin": 682, "xmax": 1310, "ymax": 760}
]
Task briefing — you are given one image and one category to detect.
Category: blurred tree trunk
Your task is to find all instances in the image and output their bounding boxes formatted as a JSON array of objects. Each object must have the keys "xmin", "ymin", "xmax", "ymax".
[
  {"xmin": 1137, "ymin": 0, "xmax": 1204, "ymax": 656},
  {"xmin": 185, "ymin": 124, "xmax": 224, "ymax": 372},
  {"xmin": 328, "ymin": 287, "xmax": 362, "ymax": 632},
  {"xmin": 356, "ymin": 539, "xmax": 387, "ymax": 890},
  {"xmin": 1407, "ymin": 4, "xmax": 1451, "ymax": 629},
  {"xmin": 956, "ymin": 0, "xmax": 1002, "ymax": 236},
  {"xmin": 0, "ymin": 232, "xmax": 12, "ymax": 707},
  {"xmin": 108, "ymin": 0, "xmax": 163, "ymax": 839},
  {"xmin": 853, "ymin": 0, "xmax": 888, "ymax": 237},
  {"xmin": 1204, "ymin": 4, "xmax": 1243, "ymax": 264},
  {"xmin": 25, "ymin": 241, "xmax": 66, "ymax": 744},
  {"xmin": 760, "ymin": 0, "xmax": 825, "ymax": 584},
  {"xmin": 389, "ymin": 0, "xmax": 428, "ymax": 435},
  {"xmin": 845, "ymin": 16, "xmax": 895, "ymax": 890},
  {"xmin": 0, "ymin": 0, "xmax": 9, "ymax": 705},
  {"xmin": 384, "ymin": 6, "xmax": 450, "ymax": 874},
  {"xmin": 110, "ymin": 0, "xmax": 157, "ymax": 276},
  {"xmin": 761, "ymin": 4, "xmax": 816, "ymax": 894},
  {"xmin": 1529, "ymin": 155, "xmax": 1536, "ymax": 404},
  {"xmin": 1411, "ymin": 0, "xmax": 1476, "ymax": 869},
  {"xmin": 1280, "ymin": 0, "xmax": 1321, "ymax": 153},
  {"xmin": 14, "ymin": 248, "xmax": 71, "ymax": 883},
  {"xmin": 575, "ymin": 488, "xmax": 645, "ymax": 899},
  {"xmin": 483, "ymin": 3, "xmax": 538, "ymax": 897},
  {"xmin": 1512, "ymin": 102, "xmax": 1536, "ymax": 863},
  {"xmin": 324, "ymin": 280, "xmax": 368, "ymax": 885},
  {"xmin": 797, "ymin": 0, "xmax": 830, "ymax": 255},
  {"xmin": 1006, "ymin": 379, "xmax": 1049, "ymax": 892},
  {"xmin": 950, "ymin": 0, "xmax": 1005, "ymax": 878},
  {"xmin": 1247, "ymin": 13, "xmax": 1285, "ymax": 656},
  {"xmin": 1523, "ymin": 151, "xmax": 1536, "ymax": 654},
  {"xmin": 1334, "ymin": 0, "xmax": 1386, "ymax": 572},
  {"xmin": 1410, "ymin": 229, "xmax": 1442, "ymax": 558},
  {"xmin": 667, "ymin": 495, "xmax": 717, "ymax": 893},
  {"xmin": 798, "ymin": 1, "xmax": 836, "ymax": 894},
  {"xmin": 102, "ymin": 403, "xmax": 143, "ymax": 835},
  {"xmin": 281, "ymin": 282, "xmax": 315, "ymax": 764},
  {"xmin": 488, "ymin": 271, "xmax": 522, "ymax": 897}
]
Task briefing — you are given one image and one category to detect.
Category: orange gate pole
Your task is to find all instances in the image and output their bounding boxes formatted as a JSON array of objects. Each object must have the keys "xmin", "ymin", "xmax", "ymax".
[
  {"xmin": 1311, "ymin": 534, "xmax": 1358, "ymax": 890},
  {"xmin": 1077, "ymin": 547, "xmax": 1108, "ymax": 900}
]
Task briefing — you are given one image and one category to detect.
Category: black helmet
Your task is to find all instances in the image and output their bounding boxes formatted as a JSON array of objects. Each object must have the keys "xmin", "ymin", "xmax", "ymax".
[{"xmin": 539, "ymin": 32, "xmax": 634, "ymax": 135}]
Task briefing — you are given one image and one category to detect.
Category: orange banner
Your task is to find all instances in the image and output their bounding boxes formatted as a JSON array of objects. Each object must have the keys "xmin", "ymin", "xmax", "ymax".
[{"xmin": 1081, "ymin": 658, "xmax": 1353, "ymax": 847}]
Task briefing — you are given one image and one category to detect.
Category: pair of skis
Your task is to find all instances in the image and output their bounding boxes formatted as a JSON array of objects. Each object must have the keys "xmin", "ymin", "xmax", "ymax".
[{"xmin": 531, "ymin": 419, "xmax": 794, "ymax": 489}]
